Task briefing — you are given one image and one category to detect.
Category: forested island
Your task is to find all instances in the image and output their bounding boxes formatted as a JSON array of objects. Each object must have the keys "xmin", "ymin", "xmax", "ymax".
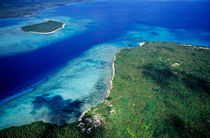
[
  {"xmin": 21, "ymin": 20, "xmax": 64, "ymax": 34},
  {"xmin": 0, "ymin": 42, "xmax": 209, "ymax": 137},
  {"xmin": 0, "ymin": 0, "xmax": 91, "ymax": 18}
]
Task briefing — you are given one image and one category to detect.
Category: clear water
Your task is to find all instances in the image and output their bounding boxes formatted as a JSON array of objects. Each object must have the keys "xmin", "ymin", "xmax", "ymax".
[{"xmin": 0, "ymin": 0, "xmax": 210, "ymax": 130}]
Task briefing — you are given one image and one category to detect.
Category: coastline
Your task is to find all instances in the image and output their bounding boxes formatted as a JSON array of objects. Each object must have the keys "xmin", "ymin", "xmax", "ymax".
[
  {"xmin": 1, "ymin": 42, "xmax": 210, "ymax": 136},
  {"xmin": 78, "ymin": 55, "xmax": 116, "ymax": 121},
  {"xmin": 105, "ymin": 55, "xmax": 116, "ymax": 98},
  {"xmin": 25, "ymin": 23, "xmax": 65, "ymax": 34},
  {"xmin": 138, "ymin": 42, "xmax": 145, "ymax": 47},
  {"xmin": 0, "ymin": 0, "xmax": 91, "ymax": 18},
  {"xmin": 182, "ymin": 43, "xmax": 209, "ymax": 50}
]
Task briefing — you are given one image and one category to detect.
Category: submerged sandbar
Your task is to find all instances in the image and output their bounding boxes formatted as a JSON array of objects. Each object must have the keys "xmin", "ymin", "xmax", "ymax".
[{"xmin": 21, "ymin": 20, "xmax": 65, "ymax": 34}]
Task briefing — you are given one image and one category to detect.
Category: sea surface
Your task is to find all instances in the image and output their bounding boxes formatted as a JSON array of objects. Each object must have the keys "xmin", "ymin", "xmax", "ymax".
[{"xmin": 0, "ymin": 0, "xmax": 210, "ymax": 130}]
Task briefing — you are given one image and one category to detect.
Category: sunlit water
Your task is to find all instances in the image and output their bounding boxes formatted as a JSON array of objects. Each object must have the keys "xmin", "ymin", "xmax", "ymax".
[{"xmin": 0, "ymin": 0, "xmax": 210, "ymax": 130}]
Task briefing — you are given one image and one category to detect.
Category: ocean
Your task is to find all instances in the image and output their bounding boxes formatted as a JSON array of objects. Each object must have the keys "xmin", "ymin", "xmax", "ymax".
[{"xmin": 0, "ymin": 0, "xmax": 210, "ymax": 130}]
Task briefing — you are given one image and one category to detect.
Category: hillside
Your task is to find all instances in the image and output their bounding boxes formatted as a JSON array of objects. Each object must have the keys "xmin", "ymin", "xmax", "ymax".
[
  {"xmin": 86, "ymin": 42, "xmax": 210, "ymax": 137},
  {"xmin": 0, "ymin": 42, "xmax": 209, "ymax": 137}
]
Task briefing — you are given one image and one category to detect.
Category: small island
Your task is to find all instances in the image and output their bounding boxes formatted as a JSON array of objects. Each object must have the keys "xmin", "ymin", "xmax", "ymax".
[{"xmin": 21, "ymin": 20, "xmax": 65, "ymax": 34}]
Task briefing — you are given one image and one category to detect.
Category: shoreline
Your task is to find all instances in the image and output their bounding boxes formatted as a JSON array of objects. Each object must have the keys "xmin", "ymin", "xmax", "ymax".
[
  {"xmin": 78, "ymin": 55, "xmax": 116, "ymax": 121},
  {"xmin": 182, "ymin": 43, "xmax": 209, "ymax": 50},
  {"xmin": 0, "ymin": 0, "xmax": 91, "ymax": 19},
  {"xmin": 25, "ymin": 23, "xmax": 65, "ymax": 34},
  {"xmin": 105, "ymin": 55, "xmax": 116, "ymax": 99},
  {"xmin": 138, "ymin": 42, "xmax": 145, "ymax": 47}
]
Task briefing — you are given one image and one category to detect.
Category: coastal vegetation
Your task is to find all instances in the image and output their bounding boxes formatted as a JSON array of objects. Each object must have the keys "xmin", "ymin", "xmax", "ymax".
[
  {"xmin": 0, "ymin": 0, "xmax": 91, "ymax": 18},
  {"xmin": 21, "ymin": 20, "xmax": 64, "ymax": 34},
  {"xmin": 87, "ymin": 42, "xmax": 210, "ymax": 137},
  {"xmin": 0, "ymin": 42, "xmax": 209, "ymax": 137}
]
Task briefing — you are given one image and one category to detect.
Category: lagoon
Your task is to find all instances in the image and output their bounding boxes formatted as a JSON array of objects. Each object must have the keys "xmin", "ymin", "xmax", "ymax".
[{"xmin": 0, "ymin": 0, "xmax": 210, "ymax": 130}]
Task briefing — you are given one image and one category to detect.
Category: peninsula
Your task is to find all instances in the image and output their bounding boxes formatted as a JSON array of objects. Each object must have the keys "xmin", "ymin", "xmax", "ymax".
[
  {"xmin": 21, "ymin": 20, "xmax": 65, "ymax": 34},
  {"xmin": 0, "ymin": 42, "xmax": 209, "ymax": 137}
]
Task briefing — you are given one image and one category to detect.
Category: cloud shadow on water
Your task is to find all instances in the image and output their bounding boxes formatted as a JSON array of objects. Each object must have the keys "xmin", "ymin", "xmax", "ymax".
[{"xmin": 31, "ymin": 94, "xmax": 83, "ymax": 125}]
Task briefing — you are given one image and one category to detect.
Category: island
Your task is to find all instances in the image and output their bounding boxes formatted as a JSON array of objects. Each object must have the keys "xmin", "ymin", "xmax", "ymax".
[
  {"xmin": 0, "ymin": 42, "xmax": 209, "ymax": 137},
  {"xmin": 0, "ymin": 0, "xmax": 90, "ymax": 18},
  {"xmin": 21, "ymin": 20, "xmax": 65, "ymax": 34}
]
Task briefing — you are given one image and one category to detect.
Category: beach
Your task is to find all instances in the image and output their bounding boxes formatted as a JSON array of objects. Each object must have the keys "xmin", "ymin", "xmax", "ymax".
[
  {"xmin": 25, "ymin": 23, "xmax": 66, "ymax": 34},
  {"xmin": 78, "ymin": 55, "xmax": 116, "ymax": 121}
]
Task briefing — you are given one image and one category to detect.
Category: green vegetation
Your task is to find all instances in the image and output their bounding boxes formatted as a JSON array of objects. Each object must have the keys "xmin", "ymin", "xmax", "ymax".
[
  {"xmin": 21, "ymin": 20, "xmax": 64, "ymax": 33},
  {"xmin": 88, "ymin": 42, "xmax": 210, "ymax": 137},
  {"xmin": 0, "ymin": 0, "xmax": 91, "ymax": 18},
  {"xmin": 0, "ymin": 42, "xmax": 209, "ymax": 137},
  {"xmin": 0, "ymin": 118, "xmax": 104, "ymax": 137},
  {"xmin": 0, "ymin": 121, "xmax": 84, "ymax": 138}
]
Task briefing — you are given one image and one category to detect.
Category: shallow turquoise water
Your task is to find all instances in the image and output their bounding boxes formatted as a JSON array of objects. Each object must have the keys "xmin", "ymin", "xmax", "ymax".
[
  {"xmin": 0, "ymin": 43, "xmax": 120, "ymax": 129},
  {"xmin": 0, "ymin": 0, "xmax": 210, "ymax": 130}
]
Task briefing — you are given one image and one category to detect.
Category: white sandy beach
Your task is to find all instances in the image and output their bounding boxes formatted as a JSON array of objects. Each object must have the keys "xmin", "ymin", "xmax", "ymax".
[
  {"xmin": 26, "ymin": 23, "xmax": 66, "ymax": 34},
  {"xmin": 78, "ymin": 55, "xmax": 116, "ymax": 121}
]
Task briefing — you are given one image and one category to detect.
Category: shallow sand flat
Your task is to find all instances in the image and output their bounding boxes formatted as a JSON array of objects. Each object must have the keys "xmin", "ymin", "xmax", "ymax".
[
  {"xmin": 0, "ymin": 43, "xmax": 120, "ymax": 130},
  {"xmin": 0, "ymin": 16, "xmax": 92, "ymax": 57},
  {"xmin": 119, "ymin": 25, "xmax": 210, "ymax": 47}
]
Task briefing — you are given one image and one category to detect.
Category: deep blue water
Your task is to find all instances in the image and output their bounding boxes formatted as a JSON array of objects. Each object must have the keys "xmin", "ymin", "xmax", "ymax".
[
  {"xmin": 0, "ymin": 18, "xmax": 25, "ymax": 28},
  {"xmin": 0, "ymin": 0, "xmax": 210, "ymax": 102}
]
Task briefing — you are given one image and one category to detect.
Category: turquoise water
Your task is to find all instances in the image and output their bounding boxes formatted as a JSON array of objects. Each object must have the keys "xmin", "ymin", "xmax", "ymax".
[
  {"xmin": 0, "ymin": 0, "xmax": 210, "ymax": 130},
  {"xmin": 0, "ymin": 43, "xmax": 120, "ymax": 129},
  {"xmin": 0, "ymin": 15, "xmax": 93, "ymax": 56}
]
